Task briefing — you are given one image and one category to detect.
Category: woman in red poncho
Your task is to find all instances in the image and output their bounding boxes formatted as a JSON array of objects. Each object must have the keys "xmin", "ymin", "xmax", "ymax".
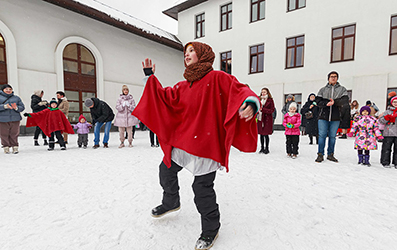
[{"xmin": 133, "ymin": 42, "xmax": 259, "ymax": 250}]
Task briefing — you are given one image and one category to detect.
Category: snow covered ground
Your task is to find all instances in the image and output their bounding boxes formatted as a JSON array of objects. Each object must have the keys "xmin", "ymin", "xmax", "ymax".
[{"xmin": 1, "ymin": 130, "xmax": 397, "ymax": 250}]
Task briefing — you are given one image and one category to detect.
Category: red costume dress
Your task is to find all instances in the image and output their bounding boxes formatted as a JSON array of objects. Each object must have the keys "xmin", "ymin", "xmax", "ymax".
[
  {"xmin": 26, "ymin": 108, "xmax": 74, "ymax": 137},
  {"xmin": 132, "ymin": 70, "xmax": 258, "ymax": 172}
]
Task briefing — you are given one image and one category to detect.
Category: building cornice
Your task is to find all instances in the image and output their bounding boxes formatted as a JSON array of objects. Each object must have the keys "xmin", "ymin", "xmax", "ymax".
[
  {"xmin": 163, "ymin": 0, "xmax": 208, "ymax": 20},
  {"xmin": 42, "ymin": 0, "xmax": 183, "ymax": 51}
]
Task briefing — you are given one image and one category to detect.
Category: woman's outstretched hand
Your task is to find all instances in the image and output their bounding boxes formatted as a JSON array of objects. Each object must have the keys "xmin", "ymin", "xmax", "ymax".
[
  {"xmin": 239, "ymin": 103, "xmax": 254, "ymax": 122},
  {"xmin": 142, "ymin": 58, "xmax": 155, "ymax": 73}
]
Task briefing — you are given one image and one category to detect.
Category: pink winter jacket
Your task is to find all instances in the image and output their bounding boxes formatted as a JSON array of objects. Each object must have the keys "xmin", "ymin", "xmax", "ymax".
[{"xmin": 283, "ymin": 112, "xmax": 301, "ymax": 135}]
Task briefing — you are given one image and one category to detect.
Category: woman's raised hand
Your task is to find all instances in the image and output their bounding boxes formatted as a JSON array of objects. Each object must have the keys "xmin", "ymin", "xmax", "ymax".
[{"xmin": 142, "ymin": 58, "xmax": 155, "ymax": 73}]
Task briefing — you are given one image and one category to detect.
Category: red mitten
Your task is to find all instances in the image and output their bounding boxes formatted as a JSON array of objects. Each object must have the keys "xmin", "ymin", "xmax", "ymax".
[{"xmin": 384, "ymin": 114, "xmax": 392, "ymax": 121}]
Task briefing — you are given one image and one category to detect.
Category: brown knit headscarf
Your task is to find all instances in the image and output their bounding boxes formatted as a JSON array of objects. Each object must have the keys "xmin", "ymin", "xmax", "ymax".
[{"xmin": 183, "ymin": 42, "xmax": 215, "ymax": 83}]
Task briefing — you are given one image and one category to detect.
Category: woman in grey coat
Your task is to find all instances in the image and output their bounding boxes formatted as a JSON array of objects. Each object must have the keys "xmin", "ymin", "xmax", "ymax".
[
  {"xmin": 114, "ymin": 85, "xmax": 139, "ymax": 148},
  {"xmin": 0, "ymin": 84, "xmax": 25, "ymax": 154}
]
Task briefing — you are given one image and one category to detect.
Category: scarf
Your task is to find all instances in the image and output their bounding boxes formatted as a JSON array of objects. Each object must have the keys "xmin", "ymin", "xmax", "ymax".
[{"xmin": 183, "ymin": 42, "xmax": 215, "ymax": 83}]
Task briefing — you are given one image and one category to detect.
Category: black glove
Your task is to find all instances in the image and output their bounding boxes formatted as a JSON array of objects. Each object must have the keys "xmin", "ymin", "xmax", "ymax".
[
  {"xmin": 143, "ymin": 68, "xmax": 154, "ymax": 76},
  {"xmin": 23, "ymin": 113, "xmax": 31, "ymax": 117}
]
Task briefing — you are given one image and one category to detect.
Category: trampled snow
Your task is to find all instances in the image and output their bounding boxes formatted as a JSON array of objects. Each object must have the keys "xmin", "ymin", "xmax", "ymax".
[{"xmin": 1, "ymin": 131, "xmax": 397, "ymax": 249}]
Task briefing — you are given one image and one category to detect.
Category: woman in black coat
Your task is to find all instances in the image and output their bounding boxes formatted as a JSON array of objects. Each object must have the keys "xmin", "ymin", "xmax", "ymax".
[{"xmin": 300, "ymin": 93, "xmax": 319, "ymax": 144}]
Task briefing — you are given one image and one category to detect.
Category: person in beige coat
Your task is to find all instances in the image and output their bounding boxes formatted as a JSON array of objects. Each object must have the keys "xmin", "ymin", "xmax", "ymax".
[{"xmin": 56, "ymin": 91, "xmax": 70, "ymax": 143}]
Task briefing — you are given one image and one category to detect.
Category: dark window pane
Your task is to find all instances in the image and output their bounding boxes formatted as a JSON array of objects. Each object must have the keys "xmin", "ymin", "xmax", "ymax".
[
  {"xmin": 332, "ymin": 39, "xmax": 342, "ymax": 61},
  {"xmin": 63, "ymin": 44, "xmax": 78, "ymax": 60},
  {"xmin": 289, "ymin": 0, "xmax": 296, "ymax": 11},
  {"xmin": 63, "ymin": 60, "xmax": 78, "ymax": 73},
  {"xmin": 392, "ymin": 16, "xmax": 397, "ymax": 27},
  {"xmin": 81, "ymin": 63, "xmax": 95, "ymax": 75},
  {"xmin": 252, "ymin": 4, "xmax": 258, "ymax": 22},
  {"xmin": 344, "ymin": 37, "xmax": 354, "ymax": 60},
  {"xmin": 296, "ymin": 36, "xmax": 304, "ymax": 45},
  {"xmin": 65, "ymin": 90, "xmax": 79, "ymax": 101},
  {"xmin": 287, "ymin": 38, "xmax": 295, "ymax": 47},
  {"xmin": 81, "ymin": 46, "xmax": 95, "ymax": 63},
  {"xmin": 251, "ymin": 56, "xmax": 257, "ymax": 73},
  {"xmin": 221, "ymin": 53, "xmax": 226, "ymax": 60},
  {"xmin": 227, "ymin": 60, "xmax": 232, "ymax": 74},
  {"xmin": 259, "ymin": 1, "xmax": 266, "ymax": 19},
  {"xmin": 258, "ymin": 53, "xmax": 264, "ymax": 72},
  {"xmin": 221, "ymin": 61, "xmax": 226, "ymax": 72},
  {"xmin": 391, "ymin": 29, "xmax": 397, "ymax": 54},
  {"xmin": 0, "ymin": 49, "xmax": 4, "ymax": 62},
  {"xmin": 287, "ymin": 48, "xmax": 295, "ymax": 67},
  {"xmin": 344, "ymin": 25, "xmax": 355, "ymax": 36},
  {"xmin": 251, "ymin": 46, "xmax": 257, "ymax": 54},
  {"xmin": 296, "ymin": 46, "xmax": 304, "ymax": 66},
  {"xmin": 333, "ymin": 28, "xmax": 343, "ymax": 38},
  {"xmin": 258, "ymin": 45, "xmax": 264, "ymax": 53},
  {"xmin": 227, "ymin": 52, "xmax": 232, "ymax": 58}
]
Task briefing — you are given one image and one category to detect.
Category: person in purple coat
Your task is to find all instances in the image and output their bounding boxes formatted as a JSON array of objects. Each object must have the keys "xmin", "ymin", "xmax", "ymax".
[
  {"xmin": 257, "ymin": 87, "xmax": 275, "ymax": 154},
  {"xmin": 72, "ymin": 114, "xmax": 92, "ymax": 148},
  {"xmin": 114, "ymin": 85, "xmax": 139, "ymax": 148}
]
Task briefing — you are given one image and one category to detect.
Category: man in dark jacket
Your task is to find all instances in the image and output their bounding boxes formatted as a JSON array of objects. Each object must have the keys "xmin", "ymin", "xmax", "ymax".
[
  {"xmin": 84, "ymin": 98, "xmax": 114, "ymax": 148},
  {"xmin": 30, "ymin": 90, "xmax": 48, "ymax": 146},
  {"xmin": 315, "ymin": 71, "xmax": 349, "ymax": 163}
]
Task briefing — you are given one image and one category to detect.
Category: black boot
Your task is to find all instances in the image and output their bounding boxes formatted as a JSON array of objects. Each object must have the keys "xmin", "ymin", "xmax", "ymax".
[
  {"xmin": 309, "ymin": 135, "xmax": 313, "ymax": 145},
  {"xmin": 34, "ymin": 140, "xmax": 40, "ymax": 146},
  {"xmin": 363, "ymin": 155, "xmax": 371, "ymax": 166},
  {"xmin": 195, "ymin": 232, "xmax": 219, "ymax": 250},
  {"xmin": 263, "ymin": 147, "xmax": 269, "ymax": 154},
  {"xmin": 43, "ymin": 140, "xmax": 48, "ymax": 145},
  {"xmin": 151, "ymin": 204, "xmax": 180, "ymax": 218},
  {"xmin": 259, "ymin": 147, "xmax": 265, "ymax": 154}
]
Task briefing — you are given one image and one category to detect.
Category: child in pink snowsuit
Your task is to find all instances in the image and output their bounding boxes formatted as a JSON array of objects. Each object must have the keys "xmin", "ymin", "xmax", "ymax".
[
  {"xmin": 283, "ymin": 102, "xmax": 301, "ymax": 158},
  {"xmin": 72, "ymin": 115, "xmax": 92, "ymax": 148}
]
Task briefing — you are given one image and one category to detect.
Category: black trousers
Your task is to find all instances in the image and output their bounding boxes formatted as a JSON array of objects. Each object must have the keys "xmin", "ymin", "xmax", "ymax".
[
  {"xmin": 150, "ymin": 130, "xmax": 159, "ymax": 146},
  {"xmin": 159, "ymin": 160, "xmax": 220, "ymax": 237},
  {"xmin": 259, "ymin": 135, "xmax": 269, "ymax": 149},
  {"xmin": 34, "ymin": 126, "xmax": 47, "ymax": 140},
  {"xmin": 77, "ymin": 134, "xmax": 88, "ymax": 146},
  {"xmin": 49, "ymin": 131, "xmax": 65, "ymax": 148},
  {"xmin": 286, "ymin": 135, "xmax": 299, "ymax": 155},
  {"xmin": 381, "ymin": 136, "xmax": 397, "ymax": 165}
]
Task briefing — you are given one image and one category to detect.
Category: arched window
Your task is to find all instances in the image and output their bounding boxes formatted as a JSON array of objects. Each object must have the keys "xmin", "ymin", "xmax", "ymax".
[
  {"xmin": 0, "ymin": 33, "xmax": 7, "ymax": 87},
  {"xmin": 63, "ymin": 43, "xmax": 96, "ymax": 123}
]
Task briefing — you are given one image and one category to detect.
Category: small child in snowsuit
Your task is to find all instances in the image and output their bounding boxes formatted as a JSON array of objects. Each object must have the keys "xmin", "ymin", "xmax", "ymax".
[
  {"xmin": 348, "ymin": 106, "xmax": 382, "ymax": 166},
  {"xmin": 24, "ymin": 98, "xmax": 74, "ymax": 151},
  {"xmin": 72, "ymin": 114, "xmax": 92, "ymax": 148},
  {"xmin": 378, "ymin": 96, "xmax": 397, "ymax": 168},
  {"xmin": 282, "ymin": 102, "xmax": 301, "ymax": 158}
]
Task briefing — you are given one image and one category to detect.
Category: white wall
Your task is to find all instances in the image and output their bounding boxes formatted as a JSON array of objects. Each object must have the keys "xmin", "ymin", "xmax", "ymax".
[
  {"xmin": 0, "ymin": 0, "xmax": 184, "ymax": 125},
  {"xmin": 176, "ymin": 0, "xmax": 397, "ymax": 123}
]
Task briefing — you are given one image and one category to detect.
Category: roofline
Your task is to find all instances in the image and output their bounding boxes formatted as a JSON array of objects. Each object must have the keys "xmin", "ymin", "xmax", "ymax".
[
  {"xmin": 163, "ymin": 0, "xmax": 208, "ymax": 20},
  {"xmin": 42, "ymin": 0, "xmax": 183, "ymax": 51}
]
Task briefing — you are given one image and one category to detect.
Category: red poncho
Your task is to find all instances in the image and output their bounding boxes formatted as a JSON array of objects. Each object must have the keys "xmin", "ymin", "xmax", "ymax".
[
  {"xmin": 132, "ymin": 70, "xmax": 258, "ymax": 172},
  {"xmin": 26, "ymin": 108, "xmax": 75, "ymax": 137}
]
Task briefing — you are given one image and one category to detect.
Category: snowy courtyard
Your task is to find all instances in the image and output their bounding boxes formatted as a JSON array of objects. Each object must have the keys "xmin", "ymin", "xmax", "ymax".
[{"xmin": 1, "ymin": 130, "xmax": 397, "ymax": 250}]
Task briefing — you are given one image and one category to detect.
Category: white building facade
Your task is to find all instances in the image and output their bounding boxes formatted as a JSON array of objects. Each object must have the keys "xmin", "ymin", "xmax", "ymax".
[
  {"xmin": 165, "ymin": 0, "xmax": 397, "ymax": 124},
  {"xmin": 0, "ymin": 0, "xmax": 184, "ymax": 130}
]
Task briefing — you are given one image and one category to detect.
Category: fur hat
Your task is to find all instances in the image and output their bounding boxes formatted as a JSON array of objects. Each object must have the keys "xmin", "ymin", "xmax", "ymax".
[
  {"xmin": 391, "ymin": 96, "xmax": 397, "ymax": 104},
  {"xmin": 287, "ymin": 94, "xmax": 293, "ymax": 99},
  {"xmin": 49, "ymin": 98, "xmax": 58, "ymax": 105},
  {"xmin": 79, "ymin": 114, "xmax": 86, "ymax": 122},
  {"xmin": 84, "ymin": 98, "xmax": 94, "ymax": 107},
  {"xmin": 289, "ymin": 102, "xmax": 297, "ymax": 110},
  {"xmin": 33, "ymin": 90, "xmax": 43, "ymax": 96},
  {"xmin": 360, "ymin": 106, "xmax": 371, "ymax": 115}
]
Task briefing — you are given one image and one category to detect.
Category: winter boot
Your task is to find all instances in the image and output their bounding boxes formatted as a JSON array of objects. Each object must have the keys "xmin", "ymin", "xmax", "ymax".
[
  {"xmin": 3, "ymin": 146, "xmax": 10, "ymax": 154},
  {"xmin": 12, "ymin": 146, "xmax": 18, "ymax": 154},
  {"xmin": 93, "ymin": 144, "xmax": 100, "ymax": 149},
  {"xmin": 315, "ymin": 153, "xmax": 324, "ymax": 163},
  {"xmin": 309, "ymin": 135, "xmax": 313, "ymax": 145},
  {"xmin": 103, "ymin": 143, "xmax": 109, "ymax": 148},
  {"xmin": 363, "ymin": 155, "xmax": 371, "ymax": 166},
  {"xmin": 195, "ymin": 232, "xmax": 219, "ymax": 250},
  {"xmin": 34, "ymin": 140, "xmax": 40, "ymax": 146},
  {"xmin": 151, "ymin": 204, "xmax": 180, "ymax": 218},
  {"xmin": 263, "ymin": 147, "xmax": 269, "ymax": 154},
  {"xmin": 43, "ymin": 140, "xmax": 48, "ymax": 145},
  {"xmin": 358, "ymin": 154, "xmax": 364, "ymax": 164},
  {"xmin": 327, "ymin": 153, "xmax": 338, "ymax": 162},
  {"xmin": 259, "ymin": 147, "xmax": 265, "ymax": 154},
  {"xmin": 339, "ymin": 134, "xmax": 347, "ymax": 139}
]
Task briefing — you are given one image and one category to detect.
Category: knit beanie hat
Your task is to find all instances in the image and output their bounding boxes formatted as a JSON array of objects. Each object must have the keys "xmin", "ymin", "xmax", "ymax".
[
  {"xmin": 360, "ymin": 106, "xmax": 371, "ymax": 115},
  {"xmin": 388, "ymin": 91, "xmax": 397, "ymax": 98},
  {"xmin": 289, "ymin": 102, "xmax": 297, "ymax": 110},
  {"xmin": 49, "ymin": 98, "xmax": 57, "ymax": 105},
  {"xmin": 79, "ymin": 114, "xmax": 86, "ymax": 122},
  {"xmin": 122, "ymin": 85, "xmax": 129, "ymax": 92},
  {"xmin": 366, "ymin": 100, "xmax": 372, "ymax": 105},
  {"xmin": 84, "ymin": 98, "xmax": 94, "ymax": 107},
  {"xmin": 287, "ymin": 94, "xmax": 293, "ymax": 99},
  {"xmin": 33, "ymin": 90, "xmax": 43, "ymax": 96},
  {"xmin": 391, "ymin": 96, "xmax": 397, "ymax": 104},
  {"xmin": 1, "ymin": 84, "xmax": 12, "ymax": 91}
]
